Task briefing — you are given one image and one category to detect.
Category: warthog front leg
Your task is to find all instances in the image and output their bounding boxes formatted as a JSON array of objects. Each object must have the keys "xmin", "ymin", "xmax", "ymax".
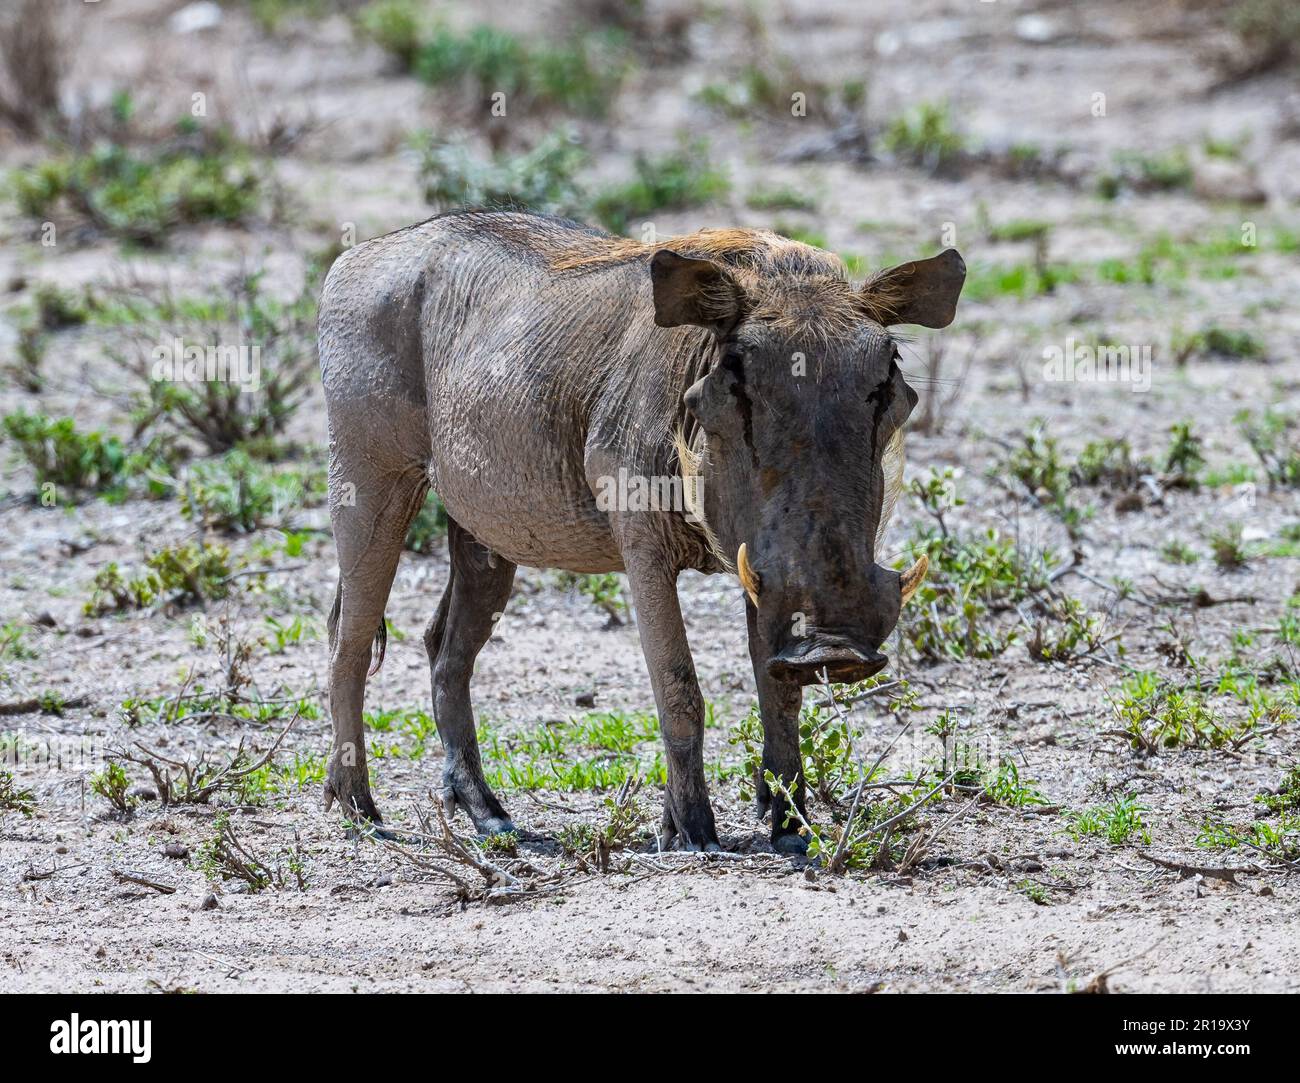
[
  {"xmin": 624, "ymin": 556, "xmax": 720, "ymax": 851},
  {"xmin": 425, "ymin": 520, "xmax": 517, "ymax": 836},
  {"xmin": 746, "ymin": 599, "xmax": 807, "ymax": 854}
]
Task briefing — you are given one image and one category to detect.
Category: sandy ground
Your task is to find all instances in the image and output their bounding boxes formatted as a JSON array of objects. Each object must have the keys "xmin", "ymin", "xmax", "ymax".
[{"xmin": 2, "ymin": 0, "xmax": 1299, "ymax": 992}]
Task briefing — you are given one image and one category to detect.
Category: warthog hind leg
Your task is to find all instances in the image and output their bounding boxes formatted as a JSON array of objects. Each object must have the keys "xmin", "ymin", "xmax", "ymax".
[
  {"xmin": 425, "ymin": 520, "xmax": 518, "ymax": 836},
  {"xmin": 324, "ymin": 451, "xmax": 429, "ymax": 832}
]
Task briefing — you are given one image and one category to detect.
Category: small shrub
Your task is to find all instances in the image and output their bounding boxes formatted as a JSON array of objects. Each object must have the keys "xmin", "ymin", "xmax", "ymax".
[
  {"xmin": 1, "ymin": 412, "xmax": 126, "ymax": 494},
  {"xmin": 0, "ymin": 769, "xmax": 36, "ymax": 818},
  {"xmin": 1258, "ymin": 764, "xmax": 1300, "ymax": 815},
  {"xmin": 1097, "ymin": 148, "xmax": 1192, "ymax": 198},
  {"xmin": 745, "ymin": 185, "xmax": 817, "ymax": 212},
  {"xmin": 1026, "ymin": 597, "xmax": 1112, "ymax": 663},
  {"xmin": 85, "ymin": 543, "xmax": 234, "ymax": 616},
  {"xmin": 1198, "ymin": 815, "xmax": 1299, "ymax": 862},
  {"xmin": 1074, "ymin": 437, "xmax": 1145, "ymax": 490},
  {"xmin": 420, "ymin": 130, "xmax": 588, "ymax": 216},
  {"xmin": 90, "ymin": 761, "xmax": 137, "ymax": 815},
  {"xmin": 5, "ymin": 326, "xmax": 46, "ymax": 392},
  {"xmin": 881, "ymin": 101, "xmax": 966, "ymax": 175},
  {"xmin": 988, "ymin": 219, "xmax": 1051, "ymax": 244},
  {"xmin": 1109, "ymin": 672, "xmax": 1266, "ymax": 753},
  {"xmin": 263, "ymin": 614, "xmax": 320, "ymax": 654},
  {"xmin": 553, "ymin": 572, "xmax": 628, "ymax": 626},
  {"xmin": 244, "ymin": 0, "xmax": 335, "ymax": 32},
  {"xmin": 10, "ymin": 133, "xmax": 261, "ymax": 245},
  {"xmin": 899, "ymin": 517, "xmax": 1053, "ymax": 662},
  {"xmin": 732, "ymin": 702, "xmax": 854, "ymax": 810},
  {"xmin": 1162, "ymin": 421, "xmax": 1204, "ymax": 487},
  {"xmin": 1208, "ymin": 523, "xmax": 1248, "ymax": 570},
  {"xmin": 1200, "ymin": 325, "xmax": 1264, "ymax": 360},
  {"xmin": 1160, "ymin": 539, "xmax": 1200, "ymax": 565},
  {"xmin": 0, "ymin": 621, "xmax": 38, "ymax": 662},
  {"xmin": 589, "ymin": 140, "xmax": 730, "ymax": 234},
  {"xmin": 1236, "ymin": 408, "xmax": 1300, "ymax": 488},
  {"xmin": 557, "ymin": 778, "xmax": 647, "ymax": 871},
  {"xmin": 359, "ymin": 7, "xmax": 627, "ymax": 116},
  {"xmin": 130, "ymin": 270, "xmax": 317, "ymax": 454},
  {"xmin": 180, "ymin": 450, "xmax": 317, "ymax": 533},
  {"xmin": 30, "ymin": 281, "xmax": 93, "ymax": 330},
  {"xmin": 480, "ymin": 830, "xmax": 519, "ymax": 857},
  {"xmin": 765, "ymin": 769, "xmax": 942, "ymax": 872},
  {"xmin": 193, "ymin": 810, "xmax": 308, "ymax": 891},
  {"xmin": 355, "ymin": 0, "xmax": 423, "ymax": 66},
  {"xmin": 1002, "ymin": 424, "xmax": 1084, "ymax": 534},
  {"xmin": 982, "ymin": 759, "xmax": 1048, "ymax": 808},
  {"xmin": 731, "ymin": 676, "xmax": 913, "ymax": 813}
]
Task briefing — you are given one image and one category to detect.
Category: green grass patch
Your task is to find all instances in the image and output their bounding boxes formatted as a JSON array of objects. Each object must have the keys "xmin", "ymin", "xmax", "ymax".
[
  {"xmin": 85, "ymin": 543, "xmax": 235, "ymax": 616},
  {"xmin": 180, "ymin": 450, "xmax": 324, "ymax": 534},
  {"xmin": 358, "ymin": 4, "xmax": 627, "ymax": 116},
  {"xmin": 9, "ymin": 131, "xmax": 261, "ymax": 245},
  {"xmin": 419, "ymin": 129, "xmax": 588, "ymax": 216},
  {"xmin": 589, "ymin": 140, "xmax": 730, "ymax": 234},
  {"xmin": 745, "ymin": 184, "xmax": 817, "ymax": 212},
  {"xmin": 881, "ymin": 101, "xmax": 966, "ymax": 175},
  {"xmin": 2, "ymin": 411, "xmax": 126, "ymax": 496},
  {"xmin": 1067, "ymin": 794, "xmax": 1151, "ymax": 846}
]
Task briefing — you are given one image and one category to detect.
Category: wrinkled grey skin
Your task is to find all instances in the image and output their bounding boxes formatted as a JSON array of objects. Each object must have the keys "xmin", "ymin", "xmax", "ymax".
[{"xmin": 319, "ymin": 210, "xmax": 964, "ymax": 852}]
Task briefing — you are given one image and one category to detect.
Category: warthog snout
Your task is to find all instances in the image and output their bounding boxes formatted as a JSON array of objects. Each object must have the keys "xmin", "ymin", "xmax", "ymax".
[
  {"xmin": 748, "ymin": 549, "xmax": 930, "ymax": 685},
  {"xmin": 766, "ymin": 636, "xmax": 888, "ymax": 686}
]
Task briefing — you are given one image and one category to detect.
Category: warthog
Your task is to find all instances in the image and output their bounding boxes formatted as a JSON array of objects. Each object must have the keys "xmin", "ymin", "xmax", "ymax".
[{"xmin": 319, "ymin": 210, "xmax": 965, "ymax": 852}]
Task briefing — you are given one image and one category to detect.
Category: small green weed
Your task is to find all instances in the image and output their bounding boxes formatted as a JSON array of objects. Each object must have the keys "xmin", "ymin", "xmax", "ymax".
[
  {"xmin": 90, "ymin": 761, "xmax": 137, "ymax": 815},
  {"xmin": 0, "ymin": 769, "xmax": 36, "ymax": 818},
  {"xmin": 1066, "ymin": 794, "xmax": 1151, "ymax": 846},
  {"xmin": 881, "ymin": 101, "xmax": 966, "ymax": 175}
]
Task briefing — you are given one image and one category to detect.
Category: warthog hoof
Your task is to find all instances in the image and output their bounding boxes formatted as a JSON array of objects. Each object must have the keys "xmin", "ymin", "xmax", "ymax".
[
  {"xmin": 660, "ymin": 800, "xmax": 721, "ymax": 852},
  {"xmin": 771, "ymin": 830, "xmax": 809, "ymax": 856},
  {"xmin": 325, "ymin": 764, "xmax": 383, "ymax": 829},
  {"xmin": 660, "ymin": 832, "xmax": 722, "ymax": 853},
  {"xmin": 440, "ymin": 780, "xmax": 515, "ymax": 837}
]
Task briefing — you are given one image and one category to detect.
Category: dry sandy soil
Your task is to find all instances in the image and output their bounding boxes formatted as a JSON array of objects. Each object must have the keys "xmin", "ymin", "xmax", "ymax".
[{"xmin": 1, "ymin": 0, "xmax": 1299, "ymax": 992}]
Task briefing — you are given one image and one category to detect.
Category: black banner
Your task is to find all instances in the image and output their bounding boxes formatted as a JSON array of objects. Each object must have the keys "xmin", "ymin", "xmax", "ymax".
[{"xmin": 1, "ymin": 992, "xmax": 1289, "ymax": 1066}]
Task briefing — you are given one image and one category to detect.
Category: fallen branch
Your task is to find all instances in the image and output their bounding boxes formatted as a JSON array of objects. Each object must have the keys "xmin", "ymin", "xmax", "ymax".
[
  {"xmin": 811, "ymin": 680, "xmax": 904, "ymax": 710},
  {"xmin": 1137, "ymin": 851, "xmax": 1258, "ymax": 883},
  {"xmin": 898, "ymin": 794, "xmax": 980, "ymax": 874},
  {"xmin": 110, "ymin": 867, "xmax": 176, "ymax": 894},
  {"xmin": 114, "ymin": 710, "xmax": 299, "ymax": 805},
  {"xmin": 0, "ymin": 694, "xmax": 91, "ymax": 717},
  {"xmin": 374, "ymin": 798, "xmax": 541, "ymax": 903}
]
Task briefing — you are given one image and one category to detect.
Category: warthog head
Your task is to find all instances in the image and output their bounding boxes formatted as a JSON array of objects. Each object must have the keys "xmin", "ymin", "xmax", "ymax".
[{"xmin": 654, "ymin": 244, "xmax": 965, "ymax": 685}]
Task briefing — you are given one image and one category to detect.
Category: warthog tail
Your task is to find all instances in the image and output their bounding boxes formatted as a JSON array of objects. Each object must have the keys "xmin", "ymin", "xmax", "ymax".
[
  {"xmin": 368, "ymin": 619, "xmax": 387, "ymax": 677},
  {"xmin": 327, "ymin": 578, "xmax": 388, "ymax": 677}
]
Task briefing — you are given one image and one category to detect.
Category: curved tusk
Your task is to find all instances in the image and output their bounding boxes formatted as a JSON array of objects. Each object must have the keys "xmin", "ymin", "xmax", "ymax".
[
  {"xmin": 899, "ymin": 553, "xmax": 929, "ymax": 604},
  {"xmin": 737, "ymin": 543, "xmax": 760, "ymax": 607}
]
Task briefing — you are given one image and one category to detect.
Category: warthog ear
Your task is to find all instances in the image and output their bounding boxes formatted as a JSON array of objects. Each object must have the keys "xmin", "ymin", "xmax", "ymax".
[
  {"xmin": 860, "ymin": 249, "xmax": 966, "ymax": 328},
  {"xmin": 650, "ymin": 250, "xmax": 744, "ymax": 330}
]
